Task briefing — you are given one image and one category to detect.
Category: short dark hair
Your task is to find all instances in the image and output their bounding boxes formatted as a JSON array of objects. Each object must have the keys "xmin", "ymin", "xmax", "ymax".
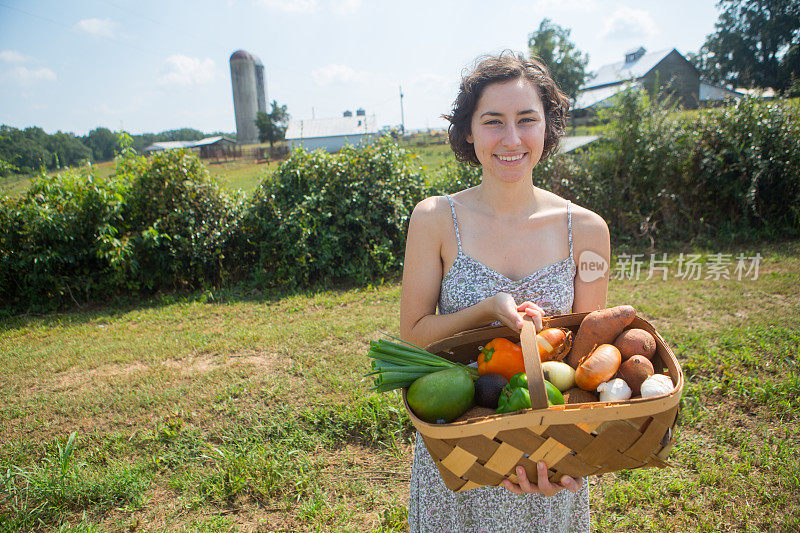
[{"xmin": 443, "ymin": 51, "xmax": 570, "ymax": 166}]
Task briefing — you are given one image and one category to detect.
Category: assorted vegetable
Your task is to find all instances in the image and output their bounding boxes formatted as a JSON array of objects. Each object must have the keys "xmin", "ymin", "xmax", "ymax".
[
  {"xmin": 614, "ymin": 328, "xmax": 657, "ymax": 360},
  {"xmin": 640, "ymin": 374, "xmax": 674, "ymax": 398},
  {"xmin": 575, "ymin": 344, "xmax": 622, "ymax": 391},
  {"xmin": 474, "ymin": 373, "xmax": 508, "ymax": 409},
  {"xmin": 495, "ymin": 372, "xmax": 565, "ymax": 414},
  {"xmin": 567, "ymin": 305, "xmax": 636, "ymax": 367},
  {"xmin": 477, "ymin": 338, "xmax": 525, "ymax": 380},
  {"xmin": 540, "ymin": 361, "xmax": 576, "ymax": 392},
  {"xmin": 366, "ymin": 335, "xmax": 478, "ymax": 392},
  {"xmin": 617, "ymin": 355, "xmax": 655, "ymax": 395},
  {"xmin": 366, "ymin": 306, "xmax": 677, "ymax": 424},
  {"xmin": 597, "ymin": 378, "xmax": 632, "ymax": 402},
  {"xmin": 536, "ymin": 328, "xmax": 573, "ymax": 362},
  {"xmin": 407, "ymin": 366, "xmax": 475, "ymax": 423}
]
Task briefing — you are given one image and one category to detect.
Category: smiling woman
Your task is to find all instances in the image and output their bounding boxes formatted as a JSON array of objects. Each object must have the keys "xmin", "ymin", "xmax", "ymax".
[{"xmin": 399, "ymin": 51, "xmax": 610, "ymax": 532}]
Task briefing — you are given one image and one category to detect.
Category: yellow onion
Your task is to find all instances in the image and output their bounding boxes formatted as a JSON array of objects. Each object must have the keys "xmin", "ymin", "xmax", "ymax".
[
  {"xmin": 575, "ymin": 344, "xmax": 622, "ymax": 391},
  {"xmin": 537, "ymin": 328, "xmax": 573, "ymax": 362}
]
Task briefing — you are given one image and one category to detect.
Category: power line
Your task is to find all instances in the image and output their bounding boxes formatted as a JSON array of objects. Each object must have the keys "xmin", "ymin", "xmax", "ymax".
[{"xmin": 0, "ymin": 0, "xmax": 164, "ymax": 59}]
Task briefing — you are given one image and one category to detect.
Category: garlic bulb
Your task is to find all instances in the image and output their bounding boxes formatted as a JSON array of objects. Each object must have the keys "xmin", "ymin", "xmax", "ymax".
[
  {"xmin": 640, "ymin": 374, "xmax": 673, "ymax": 398},
  {"xmin": 596, "ymin": 378, "xmax": 632, "ymax": 402}
]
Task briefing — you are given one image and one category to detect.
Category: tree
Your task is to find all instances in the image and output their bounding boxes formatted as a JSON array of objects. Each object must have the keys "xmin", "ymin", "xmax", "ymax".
[
  {"xmin": 692, "ymin": 0, "xmax": 800, "ymax": 91},
  {"xmin": 528, "ymin": 19, "xmax": 589, "ymax": 100},
  {"xmin": 255, "ymin": 101, "xmax": 290, "ymax": 149},
  {"xmin": 83, "ymin": 127, "xmax": 119, "ymax": 162}
]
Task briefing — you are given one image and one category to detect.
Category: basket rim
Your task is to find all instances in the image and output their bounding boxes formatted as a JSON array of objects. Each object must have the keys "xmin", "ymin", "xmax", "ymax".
[{"xmin": 403, "ymin": 311, "xmax": 684, "ymax": 440}]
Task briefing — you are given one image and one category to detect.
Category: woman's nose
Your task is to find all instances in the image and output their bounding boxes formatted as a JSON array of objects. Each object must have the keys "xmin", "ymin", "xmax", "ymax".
[{"xmin": 502, "ymin": 124, "xmax": 522, "ymax": 147}]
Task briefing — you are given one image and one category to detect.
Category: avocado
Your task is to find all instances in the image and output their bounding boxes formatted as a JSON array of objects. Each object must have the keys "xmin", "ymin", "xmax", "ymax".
[
  {"xmin": 474, "ymin": 373, "xmax": 508, "ymax": 409},
  {"xmin": 407, "ymin": 367, "xmax": 474, "ymax": 423}
]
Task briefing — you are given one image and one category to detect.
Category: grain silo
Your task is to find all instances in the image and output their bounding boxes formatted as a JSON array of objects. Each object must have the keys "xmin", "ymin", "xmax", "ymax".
[{"xmin": 229, "ymin": 50, "xmax": 267, "ymax": 145}]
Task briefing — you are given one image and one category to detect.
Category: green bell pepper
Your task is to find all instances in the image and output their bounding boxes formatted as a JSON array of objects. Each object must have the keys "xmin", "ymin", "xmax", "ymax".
[{"xmin": 495, "ymin": 372, "xmax": 565, "ymax": 414}]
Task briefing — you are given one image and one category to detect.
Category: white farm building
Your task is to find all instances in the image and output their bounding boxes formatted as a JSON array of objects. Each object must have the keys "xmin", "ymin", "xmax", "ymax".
[{"xmin": 285, "ymin": 109, "xmax": 378, "ymax": 153}]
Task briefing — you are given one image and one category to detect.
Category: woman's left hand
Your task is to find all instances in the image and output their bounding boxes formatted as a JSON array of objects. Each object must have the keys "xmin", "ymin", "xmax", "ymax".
[
  {"xmin": 516, "ymin": 301, "xmax": 545, "ymax": 329},
  {"xmin": 502, "ymin": 462, "xmax": 582, "ymax": 497}
]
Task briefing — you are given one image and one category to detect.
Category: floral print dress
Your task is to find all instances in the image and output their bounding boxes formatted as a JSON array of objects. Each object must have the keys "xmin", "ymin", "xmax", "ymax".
[{"xmin": 408, "ymin": 195, "xmax": 589, "ymax": 533}]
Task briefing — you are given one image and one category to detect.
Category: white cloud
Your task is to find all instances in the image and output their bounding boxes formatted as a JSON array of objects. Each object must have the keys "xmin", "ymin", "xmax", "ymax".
[
  {"xmin": 73, "ymin": 17, "xmax": 118, "ymax": 38},
  {"xmin": 6, "ymin": 66, "xmax": 57, "ymax": 84},
  {"xmin": 331, "ymin": 0, "xmax": 361, "ymax": 14},
  {"xmin": 158, "ymin": 55, "xmax": 216, "ymax": 86},
  {"xmin": 601, "ymin": 7, "xmax": 658, "ymax": 40},
  {"xmin": 311, "ymin": 63, "xmax": 369, "ymax": 86},
  {"xmin": 254, "ymin": 0, "xmax": 318, "ymax": 13},
  {"xmin": 0, "ymin": 50, "xmax": 31, "ymax": 63}
]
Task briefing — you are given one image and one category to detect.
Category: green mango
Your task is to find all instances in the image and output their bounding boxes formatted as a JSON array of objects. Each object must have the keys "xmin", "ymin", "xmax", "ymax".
[{"xmin": 407, "ymin": 367, "xmax": 475, "ymax": 423}]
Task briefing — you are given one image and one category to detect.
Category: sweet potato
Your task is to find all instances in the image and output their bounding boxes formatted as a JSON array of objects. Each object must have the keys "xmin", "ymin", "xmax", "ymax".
[
  {"xmin": 567, "ymin": 305, "xmax": 637, "ymax": 368},
  {"xmin": 614, "ymin": 328, "xmax": 657, "ymax": 360}
]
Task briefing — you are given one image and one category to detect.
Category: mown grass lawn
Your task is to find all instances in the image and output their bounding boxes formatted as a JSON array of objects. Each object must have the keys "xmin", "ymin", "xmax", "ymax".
[{"xmin": 1, "ymin": 242, "xmax": 798, "ymax": 532}]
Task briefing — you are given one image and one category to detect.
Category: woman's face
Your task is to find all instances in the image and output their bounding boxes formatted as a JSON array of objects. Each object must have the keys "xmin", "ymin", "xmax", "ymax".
[{"xmin": 467, "ymin": 77, "xmax": 547, "ymax": 184}]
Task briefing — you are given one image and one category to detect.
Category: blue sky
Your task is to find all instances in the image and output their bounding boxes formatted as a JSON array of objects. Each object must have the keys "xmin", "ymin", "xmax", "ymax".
[{"xmin": 0, "ymin": 0, "xmax": 721, "ymax": 136}]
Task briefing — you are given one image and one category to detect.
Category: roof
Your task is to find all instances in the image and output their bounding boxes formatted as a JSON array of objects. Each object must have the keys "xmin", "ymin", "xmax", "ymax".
[
  {"xmin": 285, "ymin": 114, "xmax": 379, "ymax": 140},
  {"xmin": 558, "ymin": 135, "xmax": 600, "ymax": 154},
  {"xmin": 699, "ymin": 82, "xmax": 743, "ymax": 101},
  {"xmin": 583, "ymin": 48, "xmax": 674, "ymax": 89},
  {"xmin": 573, "ymin": 82, "xmax": 640, "ymax": 110},
  {"xmin": 144, "ymin": 136, "xmax": 235, "ymax": 152}
]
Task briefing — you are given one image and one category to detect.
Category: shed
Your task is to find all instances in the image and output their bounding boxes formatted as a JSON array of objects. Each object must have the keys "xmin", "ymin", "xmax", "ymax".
[
  {"xmin": 285, "ymin": 112, "xmax": 379, "ymax": 153},
  {"xmin": 144, "ymin": 136, "xmax": 236, "ymax": 159}
]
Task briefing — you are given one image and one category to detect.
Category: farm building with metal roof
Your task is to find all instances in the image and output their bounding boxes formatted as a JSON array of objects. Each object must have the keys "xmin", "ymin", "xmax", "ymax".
[
  {"xmin": 572, "ymin": 46, "xmax": 744, "ymax": 126},
  {"xmin": 143, "ymin": 136, "xmax": 236, "ymax": 159},
  {"xmin": 285, "ymin": 109, "xmax": 379, "ymax": 153}
]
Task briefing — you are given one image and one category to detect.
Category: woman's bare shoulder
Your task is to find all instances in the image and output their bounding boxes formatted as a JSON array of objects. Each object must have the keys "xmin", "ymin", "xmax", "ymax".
[
  {"xmin": 570, "ymin": 202, "xmax": 608, "ymax": 233},
  {"xmin": 411, "ymin": 195, "xmax": 451, "ymax": 220},
  {"xmin": 569, "ymin": 202, "xmax": 610, "ymax": 256},
  {"xmin": 408, "ymin": 195, "xmax": 454, "ymax": 237}
]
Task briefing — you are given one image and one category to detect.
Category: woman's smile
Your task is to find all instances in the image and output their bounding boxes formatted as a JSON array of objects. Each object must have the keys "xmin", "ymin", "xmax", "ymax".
[{"xmin": 496, "ymin": 153, "xmax": 527, "ymax": 164}]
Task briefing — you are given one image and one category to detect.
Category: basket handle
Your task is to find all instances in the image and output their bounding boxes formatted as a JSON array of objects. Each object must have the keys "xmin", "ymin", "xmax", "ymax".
[{"xmin": 520, "ymin": 316, "xmax": 549, "ymax": 410}]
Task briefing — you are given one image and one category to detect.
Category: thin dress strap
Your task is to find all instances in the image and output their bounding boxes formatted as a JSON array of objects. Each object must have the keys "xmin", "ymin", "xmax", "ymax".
[
  {"xmin": 444, "ymin": 194, "xmax": 462, "ymax": 252},
  {"xmin": 567, "ymin": 201, "xmax": 573, "ymax": 259}
]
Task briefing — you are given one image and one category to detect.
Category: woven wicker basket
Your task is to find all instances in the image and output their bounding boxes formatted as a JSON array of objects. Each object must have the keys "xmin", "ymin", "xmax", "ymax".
[{"xmin": 403, "ymin": 312, "xmax": 683, "ymax": 492}]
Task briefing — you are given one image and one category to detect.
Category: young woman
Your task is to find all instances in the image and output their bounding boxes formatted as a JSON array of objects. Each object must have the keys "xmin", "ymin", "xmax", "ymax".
[{"xmin": 399, "ymin": 53, "xmax": 610, "ymax": 532}]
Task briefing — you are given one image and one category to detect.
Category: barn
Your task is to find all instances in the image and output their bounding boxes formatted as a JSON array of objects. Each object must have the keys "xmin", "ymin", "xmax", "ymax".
[
  {"xmin": 285, "ymin": 109, "xmax": 378, "ymax": 153},
  {"xmin": 143, "ymin": 136, "xmax": 237, "ymax": 159},
  {"xmin": 574, "ymin": 47, "xmax": 702, "ymax": 115}
]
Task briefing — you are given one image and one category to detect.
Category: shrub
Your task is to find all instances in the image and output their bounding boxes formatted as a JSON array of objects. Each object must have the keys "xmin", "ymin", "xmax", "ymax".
[
  {"xmin": 120, "ymin": 149, "xmax": 245, "ymax": 291},
  {"xmin": 0, "ymin": 169, "xmax": 126, "ymax": 309},
  {"xmin": 0, "ymin": 144, "xmax": 244, "ymax": 310},
  {"xmin": 426, "ymin": 158, "xmax": 482, "ymax": 196},
  {"xmin": 234, "ymin": 137, "xmax": 425, "ymax": 287}
]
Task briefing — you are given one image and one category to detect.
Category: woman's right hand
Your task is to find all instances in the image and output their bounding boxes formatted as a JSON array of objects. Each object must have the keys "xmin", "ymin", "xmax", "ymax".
[{"xmin": 489, "ymin": 293, "xmax": 544, "ymax": 332}]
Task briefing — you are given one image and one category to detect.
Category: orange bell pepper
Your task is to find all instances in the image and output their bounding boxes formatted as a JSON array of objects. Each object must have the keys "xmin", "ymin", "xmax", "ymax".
[{"xmin": 477, "ymin": 338, "xmax": 526, "ymax": 380}]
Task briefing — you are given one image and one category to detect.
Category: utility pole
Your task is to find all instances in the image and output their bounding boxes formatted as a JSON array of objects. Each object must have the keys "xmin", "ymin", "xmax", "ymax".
[{"xmin": 399, "ymin": 85, "xmax": 405, "ymax": 136}]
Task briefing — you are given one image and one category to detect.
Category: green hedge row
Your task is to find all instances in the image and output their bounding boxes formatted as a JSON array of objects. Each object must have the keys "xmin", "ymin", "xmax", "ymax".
[
  {"xmin": 1, "ymin": 96, "xmax": 798, "ymax": 311},
  {"xmin": 534, "ymin": 91, "xmax": 800, "ymax": 245}
]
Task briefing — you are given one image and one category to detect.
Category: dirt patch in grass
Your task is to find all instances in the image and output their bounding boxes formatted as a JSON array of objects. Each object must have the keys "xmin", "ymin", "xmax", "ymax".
[{"xmin": 49, "ymin": 350, "xmax": 286, "ymax": 393}]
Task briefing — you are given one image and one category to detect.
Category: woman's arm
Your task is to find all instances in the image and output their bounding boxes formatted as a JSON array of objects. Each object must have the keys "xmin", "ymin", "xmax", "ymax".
[
  {"xmin": 399, "ymin": 198, "xmax": 531, "ymax": 347},
  {"xmin": 571, "ymin": 207, "xmax": 611, "ymax": 313}
]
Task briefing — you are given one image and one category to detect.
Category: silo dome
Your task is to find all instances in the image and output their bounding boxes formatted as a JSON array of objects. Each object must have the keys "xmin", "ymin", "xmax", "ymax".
[{"xmin": 230, "ymin": 50, "xmax": 253, "ymax": 61}]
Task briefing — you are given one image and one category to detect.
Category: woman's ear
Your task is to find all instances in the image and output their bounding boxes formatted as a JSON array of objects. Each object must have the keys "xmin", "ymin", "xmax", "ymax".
[{"xmin": 466, "ymin": 133, "xmax": 473, "ymax": 144}]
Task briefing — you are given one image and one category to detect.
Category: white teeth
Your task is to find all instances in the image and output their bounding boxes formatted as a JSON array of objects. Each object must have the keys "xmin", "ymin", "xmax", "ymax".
[{"xmin": 498, "ymin": 153, "xmax": 524, "ymax": 162}]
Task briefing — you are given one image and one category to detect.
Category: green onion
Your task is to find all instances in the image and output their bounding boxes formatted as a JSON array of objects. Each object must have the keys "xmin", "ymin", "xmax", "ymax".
[{"xmin": 366, "ymin": 334, "xmax": 478, "ymax": 393}]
